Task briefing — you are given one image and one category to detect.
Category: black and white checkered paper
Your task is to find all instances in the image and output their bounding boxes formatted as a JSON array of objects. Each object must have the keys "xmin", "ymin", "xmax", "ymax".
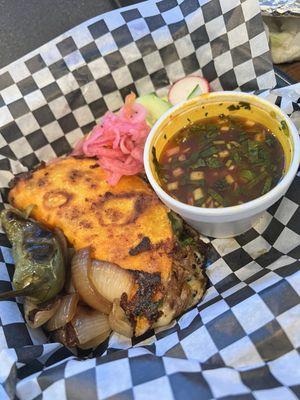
[{"xmin": 0, "ymin": 0, "xmax": 299, "ymax": 399}]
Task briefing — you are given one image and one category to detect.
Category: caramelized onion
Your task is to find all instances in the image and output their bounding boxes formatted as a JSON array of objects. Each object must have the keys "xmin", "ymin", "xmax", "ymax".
[
  {"xmin": 65, "ymin": 276, "xmax": 76, "ymax": 294},
  {"xmin": 108, "ymin": 299, "xmax": 133, "ymax": 338},
  {"xmin": 77, "ymin": 331, "xmax": 110, "ymax": 349},
  {"xmin": 71, "ymin": 306, "xmax": 111, "ymax": 345},
  {"xmin": 24, "ymin": 298, "xmax": 61, "ymax": 329},
  {"xmin": 153, "ymin": 303, "xmax": 175, "ymax": 329},
  {"xmin": 51, "ymin": 323, "xmax": 78, "ymax": 348},
  {"xmin": 72, "ymin": 248, "xmax": 112, "ymax": 314},
  {"xmin": 89, "ymin": 260, "xmax": 135, "ymax": 303},
  {"xmin": 46, "ymin": 293, "xmax": 79, "ymax": 331}
]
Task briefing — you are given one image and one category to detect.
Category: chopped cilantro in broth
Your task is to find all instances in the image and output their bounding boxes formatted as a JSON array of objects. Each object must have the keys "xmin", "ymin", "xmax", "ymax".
[{"xmin": 156, "ymin": 115, "xmax": 285, "ymax": 208}]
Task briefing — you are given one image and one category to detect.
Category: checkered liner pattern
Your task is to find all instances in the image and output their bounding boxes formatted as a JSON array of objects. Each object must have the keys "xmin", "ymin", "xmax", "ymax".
[
  {"xmin": 0, "ymin": 0, "xmax": 276, "ymax": 169},
  {"xmin": 0, "ymin": 0, "xmax": 299, "ymax": 399}
]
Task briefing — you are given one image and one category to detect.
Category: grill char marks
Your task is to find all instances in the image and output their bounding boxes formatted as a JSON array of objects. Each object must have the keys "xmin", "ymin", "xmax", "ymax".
[
  {"xmin": 120, "ymin": 271, "xmax": 162, "ymax": 329},
  {"xmin": 9, "ymin": 161, "xmax": 47, "ymax": 189},
  {"xmin": 129, "ymin": 236, "xmax": 152, "ymax": 256},
  {"xmin": 91, "ymin": 191, "xmax": 153, "ymax": 226}
]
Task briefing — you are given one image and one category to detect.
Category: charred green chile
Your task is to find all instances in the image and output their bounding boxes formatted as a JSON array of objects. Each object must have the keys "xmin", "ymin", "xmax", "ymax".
[{"xmin": 0, "ymin": 208, "xmax": 65, "ymax": 302}]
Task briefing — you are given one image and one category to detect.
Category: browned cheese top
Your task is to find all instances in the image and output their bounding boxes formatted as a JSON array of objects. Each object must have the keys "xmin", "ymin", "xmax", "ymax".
[{"xmin": 9, "ymin": 157, "xmax": 174, "ymax": 282}]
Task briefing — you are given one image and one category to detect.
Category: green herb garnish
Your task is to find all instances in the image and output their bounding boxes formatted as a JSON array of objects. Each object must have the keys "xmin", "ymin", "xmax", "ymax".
[
  {"xmin": 205, "ymin": 124, "xmax": 219, "ymax": 139},
  {"xmin": 152, "ymin": 146, "xmax": 161, "ymax": 173},
  {"xmin": 180, "ymin": 237, "xmax": 195, "ymax": 246},
  {"xmin": 227, "ymin": 101, "xmax": 250, "ymax": 111},
  {"xmin": 206, "ymin": 157, "xmax": 223, "ymax": 168},
  {"xmin": 192, "ymin": 158, "xmax": 206, "ymax": 168},
  {"xmin": 214, "ymin": 178, "xmax": 230, "ymax": 192},
  {"xmin": 168, "ymin": 211, "xmax": 183, "ymax": 237},
  {"xmin": 200, "ymin": 146, "xmax": 217, "ymax": 158},
  {"xmin": 240, "ymin": 169, "xmax": 255, "ymax": 182},
  {"xmin": 239, "ymin": 101, "xmax": 251, "ymax": 110},
  {"xmin": 280, "ymin": 120, "xmax": 289, "ymax": 137},
  {"xmin": 194, "ymin": 197, "xmax": 206, "ymax": 207},
  {"xmin": 247, "ymin": 171, "xmax": 268, "ymax": 189},
  {"xmin": 233, "ymin": 151, "xmax": 241, "ymax": 163},
  {"xmin": 227, "ymin": 104, "xmax": 240, "ymax": 111},
  {"xmin": 189, "ymin": 123, "xmax": 206, "ymax": 134},
  {"xmin": 265, "ymin": 135, "xmax": 275, "ymax": 147},
  {"xmin": 262, "ymin": 177, "xmax": 272, "ymax": 195},
  {"xmin": 168, "ymin": 211, "xmax": 195, "ymax": 247},
  {"xmin": 208, "ymin": 189, "xmax": 226, "ymax": 206},
  {"xmin": 247, "ymin": 140, "xmax": 259, "ymax": 162}
]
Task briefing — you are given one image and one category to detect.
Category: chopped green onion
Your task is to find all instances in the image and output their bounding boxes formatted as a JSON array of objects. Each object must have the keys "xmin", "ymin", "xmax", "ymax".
[
  {"xmin": 152, "ymin": 146, "xmax": 161, "ymax": 173},
  {"xmin": 200, "ymin": 146, "xmax": 217, "ymax": 158},
  {"xmin": 214, "ymin": 178, "xmax": 230, "ymax": 191},
  {"xmin": 262, "ymin": 177, "xmax": 272, "ymax": 195},
  {"xmin": 247, "ymin": 172, "xmax": 268, "ymax": 189},
  {"xmin": 239, "ymin": 101, "xmax": 251, "ymax": 110},
  {"xmin": 194, "ymin": 197, "xmax": 206, "ymax": 207},
  {"xmin": 192, "ymin": 158, "xmax": 206, "ymax": 168},
  {"xmin": 280, "ymin": 120, "xmax": 289, "ymax": 136},
  {"xmin": 208, "ymin": 189, "xmax": 226, "ymax": 206},
  {"xmin": 206, "ymin": 158, "xmax": 223, "ymax": 168},
  {"xmin": 227, "ymin": 104, "xmax": 240, "ymax": 111},
  {"xmin": 240, "ymin": 170, "xmax": 255, "ymax": 182}
]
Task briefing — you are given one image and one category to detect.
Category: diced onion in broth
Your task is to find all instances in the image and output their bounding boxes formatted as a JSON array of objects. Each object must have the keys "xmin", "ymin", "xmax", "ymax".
[
  {"xmin": 166, "ymin": 146, "xmax": 179, "ymax": 157},
  {"xmin": 190, "ymin": 171, "xmax": 204, "ymax": 180},
  {"xmin": 167, "ymin": 182, "xmax": 178, "ymax": 191},
  {"xmin": 193, "ymin": 188, "xmax": 203, "ymax": 201}
]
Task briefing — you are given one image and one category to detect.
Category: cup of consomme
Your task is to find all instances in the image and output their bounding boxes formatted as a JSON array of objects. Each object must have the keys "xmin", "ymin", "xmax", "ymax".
[{"xmin": 144, "ymin": 92, "xmax": 300, "ymax": 238}]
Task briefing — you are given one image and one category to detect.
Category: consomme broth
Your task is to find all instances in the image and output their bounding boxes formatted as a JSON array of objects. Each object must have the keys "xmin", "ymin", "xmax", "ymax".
[{"xmin": 156, "ymin": 115, "xmax": 285, "ymax": 208}]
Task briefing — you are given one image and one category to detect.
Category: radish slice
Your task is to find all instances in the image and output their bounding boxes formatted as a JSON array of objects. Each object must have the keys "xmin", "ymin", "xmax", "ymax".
[{"xmin": 168, "ymin": 76, "xmax": 210, "ymax": 105}]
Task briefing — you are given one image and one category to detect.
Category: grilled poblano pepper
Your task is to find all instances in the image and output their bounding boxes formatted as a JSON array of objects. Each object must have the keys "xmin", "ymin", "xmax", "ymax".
[{"xmin": 0, "ymin": 208, "xmax": 65, "ymax": 302}]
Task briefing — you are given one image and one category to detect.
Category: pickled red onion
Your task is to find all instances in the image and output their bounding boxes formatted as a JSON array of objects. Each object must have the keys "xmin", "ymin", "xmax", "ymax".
[{"xmin": 72, "ymin": 93, "xmax": 150, "ymax": 185}]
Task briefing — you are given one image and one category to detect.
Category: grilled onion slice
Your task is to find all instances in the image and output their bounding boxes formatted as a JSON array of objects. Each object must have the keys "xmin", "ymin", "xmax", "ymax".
[
  {"xmin": 77, "ymin": 331, "xmax": 110, "ymax": 349},
  {"xmin": 71, "ymin": 306, "xmax": 111, "ymax": 345},
  {"xmin": 108, "ymin": 299, "xmax": 133, "ymax": 338},
  {"xmin": 24, "ymin": 297, "xmax": 61, "ymax": 329},
  {"xmin": 72, "ymin": 248, "xmax": 112, "ymax": 314},
  {"xmin": 46, "ymin": 293, "xmax": 79, "ymax": 331},
  {"xmin": 89, "ymin": 260, "xmax": 135, "ymax": 303}
]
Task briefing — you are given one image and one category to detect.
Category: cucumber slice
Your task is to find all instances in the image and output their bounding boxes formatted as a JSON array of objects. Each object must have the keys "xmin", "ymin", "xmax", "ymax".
[{"xmin": 136, "ymin": 93, "xmax": 172, "ymax": 126}]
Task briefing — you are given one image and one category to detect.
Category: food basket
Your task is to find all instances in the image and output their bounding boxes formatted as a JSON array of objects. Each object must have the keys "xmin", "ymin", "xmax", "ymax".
[{"xmin": 0, "ymin": 0, "xmax": 299, "ymax": 399}]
